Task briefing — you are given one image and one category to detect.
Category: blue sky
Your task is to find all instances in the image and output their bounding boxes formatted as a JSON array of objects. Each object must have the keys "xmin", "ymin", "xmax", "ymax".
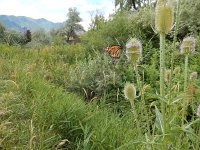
[{"xmin": 0, "ymin": 0, "xmax": 115, "ymax": 30}]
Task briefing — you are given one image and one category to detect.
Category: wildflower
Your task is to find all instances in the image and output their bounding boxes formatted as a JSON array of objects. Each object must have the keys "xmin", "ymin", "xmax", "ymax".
[
  {"xmin": 124, "ymin": 83, "xmax": 136, "ymax": 100},
  {"xmin": 180, "ymin": 37, "xmax": 196, "ymax": 55},
  {"xmin": 189, "ymin": 72, "xmax": 198, "ymax": 80},
  {"xmin": 155, "ymin": 0, "xmax": 174, "ymax": 34},
  {"xmin": 126, "ymin": 38, "xmax": 142, "ymax": 63},
  {"xmin": 124, "ymin": 83, "xmax": 136, "ymax": 109}
]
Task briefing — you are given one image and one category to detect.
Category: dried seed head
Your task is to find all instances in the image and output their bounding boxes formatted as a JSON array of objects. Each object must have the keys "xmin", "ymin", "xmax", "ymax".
[
  {"xmin": 124, "ymin": 83, "xmax": 136, "ymax": 102},
  {"xmin": 180, "ymin": 37, "xmax": 196, "ymax": 55},
  {"xmin": 197, "ymin": 104, "xmax": 200, "ymax": 117},
  {"xmin": 187, "ymin": 84, "xmax": 196, "ymax": 96},
  {"xmin": 126, "ymin": 38, "xmax": 142, "ymax": 63},
  {"xmin": 189, "ymin": 72, "xmax": 198, "ymax": 80},
  {"xmin": 173, "ymin": 66, "xmax": 181, "ymax": 75},
  {"xmin": 155, "ymin": 0, "xmax": 174, "ymax": 34},
  {"xmin": 164, "ymin": 69, "xmax": 171, "ymax": 82}
]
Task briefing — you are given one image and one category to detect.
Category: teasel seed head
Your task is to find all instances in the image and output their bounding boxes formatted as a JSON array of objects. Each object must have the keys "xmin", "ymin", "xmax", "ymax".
[
  {"xmin": 189, "ymin": 72, "xmax": 198, "ymax": 80},
  {"xmin": 180, "ymin": 37, "xmax": 196, "ymax": 55},
  {"xmin": 164, "ymin": 69, "xmax": 171, "ymax": 82},
  {"xmin": 126, "ymin": 38, "xmax": 142, "ymax": 63},
  {"xmin": 124, "ymin": 83, "xmax": 136, "ymax": 106},
  {"xmin": 155, "ymin": 0, "xmax": 174, "ymax": 34}
]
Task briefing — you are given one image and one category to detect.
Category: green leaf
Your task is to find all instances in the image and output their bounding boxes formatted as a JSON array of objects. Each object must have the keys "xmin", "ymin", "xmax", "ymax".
[
  {"xmin": 155, "ymin": 106, "xmax": 164, "ymax": 134},
  {"xmin": 171, "ymin": 95, "xmax": 184, "ymax": 104}
]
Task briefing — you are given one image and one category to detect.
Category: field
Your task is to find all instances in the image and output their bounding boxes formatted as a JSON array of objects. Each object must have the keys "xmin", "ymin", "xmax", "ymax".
[
  {"xmin": 1, "ymin": 0, "xmax": 200, "ymax": 149},
  {"xmin": 0, "ymin": 41, "xmax": 199, "ymax": 149}
]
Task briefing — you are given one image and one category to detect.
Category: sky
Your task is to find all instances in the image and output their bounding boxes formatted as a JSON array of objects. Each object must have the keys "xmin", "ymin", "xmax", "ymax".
[{"xmin": 0, "ymin": 0, "xmax": 115, "ymax": 30}]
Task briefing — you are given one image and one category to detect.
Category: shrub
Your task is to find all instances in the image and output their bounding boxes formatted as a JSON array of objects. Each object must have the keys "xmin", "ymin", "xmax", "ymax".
[{"xmin": 66, "ymin": 52, "xmax": 134, "ymax": 103}]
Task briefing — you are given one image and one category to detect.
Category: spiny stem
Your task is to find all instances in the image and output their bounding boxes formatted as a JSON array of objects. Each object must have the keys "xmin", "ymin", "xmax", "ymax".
[
  {"xmin": 160, "ymin": 32, "xmax": 166, "ymax": 132},
  {"xmin": 169, "ymin": 0, "xmax": 181, "ymax": 102},
  {"xmin": 184, "ymin": 54, "xmax": 189, "ymax": 93},
  {"xmin": 182, "ymin": 54, "xmax": 189, "ymax": 126},
  {"xmin": 134, "ymin": 64, "xmax": 142, "ymax": 95}
]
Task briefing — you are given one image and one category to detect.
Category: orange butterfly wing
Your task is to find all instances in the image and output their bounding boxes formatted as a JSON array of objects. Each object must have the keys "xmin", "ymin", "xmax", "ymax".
[{"xmin": 105, "ymin": 45, "xmax": 122, "ymax": 58}]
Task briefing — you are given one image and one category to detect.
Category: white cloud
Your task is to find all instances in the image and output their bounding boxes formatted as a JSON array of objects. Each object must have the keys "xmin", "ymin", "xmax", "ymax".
[{"xmin": 0, "ymin": 0, "xmax": 115, "ymax": 30}]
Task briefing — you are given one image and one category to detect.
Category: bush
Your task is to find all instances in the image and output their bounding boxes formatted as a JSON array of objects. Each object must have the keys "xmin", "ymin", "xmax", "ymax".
[{"xmin": 66, "ymin": 52, "xmax": 134, "ymax": 103}]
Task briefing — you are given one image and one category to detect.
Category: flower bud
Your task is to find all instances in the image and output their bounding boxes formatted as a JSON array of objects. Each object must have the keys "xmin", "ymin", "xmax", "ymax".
[
  {"xmin": 180, "ymin": 37, "xmax": 196, "ymax": 55},
  {"xmin": 155, "ymin": 0, "xmax": 174, "ymax": 34},
  {"xmin": 124, "ymin": 83, "xmax": 136, "ymax": 104},
  {"xmin": 125, "ymin": 38, "xmax": 142, "ymax": 63}
]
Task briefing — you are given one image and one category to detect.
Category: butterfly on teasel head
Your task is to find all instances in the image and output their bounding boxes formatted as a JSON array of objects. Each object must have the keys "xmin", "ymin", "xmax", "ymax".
[{"xmin": 104, "ymin": 45, "xmax": 123, "ymax": 58}]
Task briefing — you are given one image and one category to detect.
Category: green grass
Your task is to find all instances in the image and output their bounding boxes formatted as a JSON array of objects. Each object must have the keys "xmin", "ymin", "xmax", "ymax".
[{"xmin": 0, "ymin": 44, "xmax": 200, "ymax": 150}]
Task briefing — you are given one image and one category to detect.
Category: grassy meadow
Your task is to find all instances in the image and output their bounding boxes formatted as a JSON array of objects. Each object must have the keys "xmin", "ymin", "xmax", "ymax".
[{"xmin": 1, "ymin": 0, "xmax": 200, "ymax": 149}]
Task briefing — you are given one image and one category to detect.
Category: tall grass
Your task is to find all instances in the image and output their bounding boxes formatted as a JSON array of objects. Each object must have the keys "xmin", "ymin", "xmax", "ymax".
[{"xmin": 1, "ymin": 1, "xmax": 200, "ymax": 147}]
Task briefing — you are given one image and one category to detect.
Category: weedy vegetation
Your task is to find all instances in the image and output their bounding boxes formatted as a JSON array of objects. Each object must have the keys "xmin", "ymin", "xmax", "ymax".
[{"xmin": 0, "ymin": 0, "xmax": 200, "ymax": 149}]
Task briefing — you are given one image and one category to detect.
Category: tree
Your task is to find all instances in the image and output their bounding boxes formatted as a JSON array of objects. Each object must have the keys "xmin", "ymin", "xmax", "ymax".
[
  {"xmin": 0, "ymin": 22, "xmax": 5, "ymax": 43},
  {"xmin": 3, "ymin": 29, "xmax": 24, "ymax": 46},
  {"xmin": 25, "ymin": 30, "xmax": 31, "ymax": 43},
  {"xmin": 64, "ymin": 7, "xmax": 84, "ymax": 43},
  {"xmin": 65, "ymin": 7, "xmax": 84, "ymax": 32},
  {"xmin": 115, "ymin": 0, "xmax": 149, "ymax": 11},
  {"xmin": 88, "ymin": 11, "xmax": 105, "ymax": 30},
  {"xmin": 32, "ymin": 28, "xmax": 50, "ymax": 44}
]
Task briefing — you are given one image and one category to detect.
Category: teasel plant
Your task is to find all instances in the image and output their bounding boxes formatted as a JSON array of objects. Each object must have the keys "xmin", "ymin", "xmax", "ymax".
[
  {"xmin": 180, "ymin": 36, "xmax": 196, "ymax": 125},
  {"xmin": 154, "ymin": 0, "xmax": 174, "ymax": 134},
  {"xmin": 124, "ymin": 82, "xmax": 137, "ymax": 110},
  {"xmin": 169, "ymin": 0, "xmax": 181, "ymax": 102},
  {"xmin": 125, "ymin": 38, "xmax": 143, "ymax": 99},
  {"xmin": 187, "ymin": 72, "xmax": 198, "ymax": 103},
  {"xmin": 180, "ymin": 37, "xmax": 196, "ymax": 93},
  {"xmin": 124, "ymin": 82, "xmax": 142, "ymax": 135}
]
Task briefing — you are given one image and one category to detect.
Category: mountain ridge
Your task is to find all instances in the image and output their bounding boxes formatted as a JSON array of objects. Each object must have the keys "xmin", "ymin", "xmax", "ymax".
[{"xmin": 0, "ymin": 15, "xmax": 63, "ymax": 31}]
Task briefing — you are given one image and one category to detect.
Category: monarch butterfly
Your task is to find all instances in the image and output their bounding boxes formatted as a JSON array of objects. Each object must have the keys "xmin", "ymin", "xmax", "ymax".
[{"xmin": 105, "ymin": 45, "xmax": 123, "ymax": 58}]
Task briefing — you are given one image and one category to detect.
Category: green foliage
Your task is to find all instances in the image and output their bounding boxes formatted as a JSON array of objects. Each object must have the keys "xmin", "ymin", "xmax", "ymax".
[
  {"xmin": 0, "ymin": 41, "xmax": 200, "ymax": 149},
  {"xmin": 65, "ymin": 7, "xmax": 84, "ymax": 32},
  {"xmin": 56, "ymin": 43, "xmax": 86, "ymax": 64},
  {"xmin": 0, "ymin": 22, "xmax": 5, "ymax": 42},
  {"xmin": 25, "ymin": 28, "xmax": 50, "ymax": 48},
  {"xmin": 83, "ymin": 8, "xmax": 154, "ymax": 54},
  {"xmin": 66, "ymin": 53, "xmax": 134, "ymax": 102},
  {"xmin": 3, "ymin": 29, "xmax": 26, "ymax": 46},
  {"xmin": 178, "ymin": 0, "xmax": 200, "ymax": 38},
  {"xmin": 1, "ymin": 1, "xmax": 200, "ymax": 149},
  {"xmin": 88, "ymin": 14, "xmax": 105, "ymax": 31},
  {"xmin": 115, "ymin": 0, "xmax": 145, "ymax": 11}
]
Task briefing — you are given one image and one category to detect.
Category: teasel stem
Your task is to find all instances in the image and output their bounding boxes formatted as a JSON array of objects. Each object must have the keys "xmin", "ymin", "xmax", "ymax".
[
  {"xmin": 170, "ymin": 0, "xmax": 181, "ymax": 102},
  {"xmin": 184, "ymin": 54, "xmax": 189, "ymax": 93},
  {"xmin": 134, "ymin": 64, "xmax": 142, "ymax": 96},
  {"xmin": 182, "ymin": 54, "xmax": 188, "ymax": 125},
  {"xmin": 160, "ymin": 32, "xmax": 166, "ymax": 131}
]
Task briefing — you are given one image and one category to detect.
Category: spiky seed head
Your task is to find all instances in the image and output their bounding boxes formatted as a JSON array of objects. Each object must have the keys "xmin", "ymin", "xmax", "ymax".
[
  {"xmin": 164, "ymin": 69, "xmax": 171, "ymax": 82},
  {"xmin": 126, "ymin": 38, "xmax": 142, "ymax": 63},
  {"xmin": 180, "ymin": 37, "xmax": 196, "ymax": 55},
  {"xmin": 173, "ymin": 66, "xmax": 181, "ymax": 75},
  {"xmin": 187, "ymin": 84, "xmax": 196, "ymax": 97},
  {"xmin": 189, "ymin": 72, "xmax": 198, "ymax": 80},
  {"xmin": 124, "ymin": 83, "xmax": 136, "ymax": 103},
  {"xmin": 197, "ymin": 104, "xmax": 200, "ymax": 117},
  {"xmin": 155, "ymin": 0, "xmax": 174, "ymax": 34}
]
